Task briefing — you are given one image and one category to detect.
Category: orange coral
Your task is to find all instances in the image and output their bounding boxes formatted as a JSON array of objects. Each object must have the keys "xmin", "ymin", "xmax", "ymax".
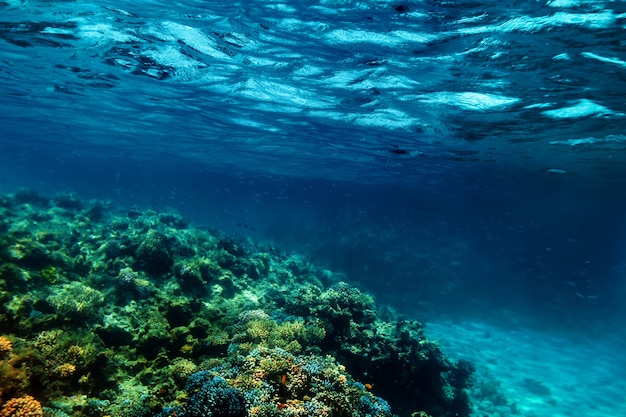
[
  {"xmin": 0, "ymin": 337, "xmax": 12, "ymax": 354},
  {"xmin": 0, "ymin": 395, "xmax": 44, "ymax": 417}
]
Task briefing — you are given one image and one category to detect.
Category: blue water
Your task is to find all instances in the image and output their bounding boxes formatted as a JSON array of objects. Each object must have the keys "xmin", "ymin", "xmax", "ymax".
[
  {"xmin": 2, "ymin": 0, "xmax": 625, "ymax": 186},
  {"xmin": 1, "ymin": 1, "xmax": 626, "ymax": 413}
]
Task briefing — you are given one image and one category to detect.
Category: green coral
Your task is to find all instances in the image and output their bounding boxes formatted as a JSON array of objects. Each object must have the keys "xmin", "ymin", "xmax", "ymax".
[
  {"xmin": 231, "ymin": 310, "xmax": 326, "ymax": 355},
  {"xmin": 40, "ymin": 266, "xmax": 61, "ymax": 283},
  {"xmin": 46, "ymin": 282, "xmax": 105, "ymax": 321}
]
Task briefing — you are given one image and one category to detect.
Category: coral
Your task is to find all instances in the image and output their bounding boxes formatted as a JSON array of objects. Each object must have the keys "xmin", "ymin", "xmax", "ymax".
[
  {"xmin": 45, "ymin": 282, "xmax": 104, "ymax": 321},
  {"xmin": 231, "ymin": 311, "xmax": 326, "ymax": 355},
  {"xmin": 42, "ymin": 407, "xmax": 71, "ymax": 417},
  {"xmin": 184, "ymin": 373, "xmax": 246, "ymax": 417},
  {"xmin": 358, "ymin": 394, "xmax": 392, "ymax": 416},
  {"xmin": 136, "ymin": 230, "xmax": 175, "ymax": 275},
  {"xmin": 154, "ymin": 406, "xmax": 183, "ymax": 417},
  {"xmin": 53, "ymin": 364, "xmax": 76, "ymax": 378},
  {"xmin": 154, "ymin": 348, "xmax": 392, "ymax": 417},
  {"xmin": 158, "ymin": 212, "xmax": 189, "ymax": 229},
  {"xmin": 448, "ymin": 359, "xmax": 475, "ymax": 389},
  {"xmin": 116, "ymin": 268, "xmax": 152, "ymax": 299},
  {"xmin": 117, "ymin": 268, "xmax": 140, "ymax": 290},
  {"xmin": 0, "ymin": 192, "xmax": 473, "ymax": 417},
  {"xmin": 175, "ymin": 261, "xmax": 205, "ymax": 292},
  {"xmin": 216, "ymin": 238, "xmax": 246, "ymax": 257},
  {"xmin": 213, "ymin": 238, "xmax": 267, "ymax": 280},
  {"xmin": 0, "ymin": 329, "xmax": 105, "ymax": 406},
  {"xmin": 39, "ymin": 267, "xmax": 60, "ymax": 284},
  {"xmin": 0, "ymin": 337, "xmax": 12, "ymax": 354},
  {"xmin": 11, "ymin": 190, "xmax": 50, "ymax": 207},
  {"xmin": 31, "ymin": 330, "xmax": 101, "ymax": 396},
  {"xmin": 107, "ymin": 400, "xmax": 150, "ymax": 417},
  {"xmin": 0, "ymin": 348, "xmax": 30, "ymax": 400},
  {"xmin": 279, "ymin": 284, "xmax": 472, "ymax": 417},
  {"xmin": 284, "ymin": 282, "xmax": 377, "ymax": 335},
  {"xmin": 177, "ymin": 263, "xmax": 202, "ymax": 283},
  {"xmin": 170, "ymin": 358, "xmax": 198, "ymax": 387},
  {"xmin": 0, "ymin": 395, "xmax": 43, "ymax": 417},
  {"xmin": 6, "ymin": 239, "xmax": 54, "ymax": 270}
]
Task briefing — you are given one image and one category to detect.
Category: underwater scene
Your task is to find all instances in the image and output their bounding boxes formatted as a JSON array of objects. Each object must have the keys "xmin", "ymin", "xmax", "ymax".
[{"xmin": 1, "ymin": 0, "xmax": 626, "ymax": 417}]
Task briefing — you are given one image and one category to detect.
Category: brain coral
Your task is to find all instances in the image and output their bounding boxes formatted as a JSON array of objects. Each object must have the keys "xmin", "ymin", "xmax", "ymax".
[{"xmin": 0, "ymin": 395, "xmax": 44, "ymax": 417}]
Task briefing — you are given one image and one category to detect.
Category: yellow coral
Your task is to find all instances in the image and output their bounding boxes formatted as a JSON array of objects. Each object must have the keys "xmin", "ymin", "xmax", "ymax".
[
  {"xmin": 170, "ymin": 358, "xmax": 198, "ymax": 386},
  {"xmin": 0, "ymin": 395, "xmax": 44, "ymax": 417},
  {"xmin": 0, "ymin": 336, "xmax": 12, "ymax": 353},
  {"xmin": 67, "ymin": 345, "xmax": 85, "ymax": 358},
  {"xmin": 246, "ymin": 320, "xmax": 275, "ymax": 342},
  {"xmin": 55, "ymin": 363, "xmax": 76, "ymax": 377},
  {"xmin": 179, "ymin": 344, "xmax": 194, "ymax": 354}
]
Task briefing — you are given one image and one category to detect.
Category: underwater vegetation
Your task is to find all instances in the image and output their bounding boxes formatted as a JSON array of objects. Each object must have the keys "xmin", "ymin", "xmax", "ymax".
[{"xmin": 0, "ymin": 190, "xmax": 473, "ymax": 417}]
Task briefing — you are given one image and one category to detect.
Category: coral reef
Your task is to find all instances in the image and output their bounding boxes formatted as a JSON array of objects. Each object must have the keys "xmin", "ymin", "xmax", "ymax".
[
  {"xmin": 0, "ymin": 191, "xmax": 473, "ymax": 417},
  {"xmin": 156, "ymin": 347, "xmax": 392, "ymax": 417},
  {"xmin": 279, "ymin": 283, "xmax": 472, "ymax": 416},
  {"xmin": 0, "ymin": 395, "xmax": 43, "ymax": 417}
]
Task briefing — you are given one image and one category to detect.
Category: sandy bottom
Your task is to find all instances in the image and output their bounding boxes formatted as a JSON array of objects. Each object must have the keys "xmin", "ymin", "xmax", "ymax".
[{"xmin": 424, "ymin": 319, "xmax": 626, "ymax": 417}]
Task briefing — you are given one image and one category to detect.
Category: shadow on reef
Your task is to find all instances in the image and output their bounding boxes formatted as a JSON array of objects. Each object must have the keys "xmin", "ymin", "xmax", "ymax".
[{"xmin": 0, "ymin": 190, "xmax": 473, "ymax": 417}]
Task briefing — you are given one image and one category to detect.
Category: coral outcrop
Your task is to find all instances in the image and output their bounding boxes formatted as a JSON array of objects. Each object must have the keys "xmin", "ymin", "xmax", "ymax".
[
  {"xmin": 0, "ymin": 395, "xmax": 43, "ymax": 417},
  {"xmin": 0, "ymin": 191, "xmax": 473, "ymax": 417}
]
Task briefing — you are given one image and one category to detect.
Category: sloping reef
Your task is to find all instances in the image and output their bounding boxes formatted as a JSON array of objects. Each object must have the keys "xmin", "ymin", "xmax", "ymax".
[{"xmin": 0, "ymin": 191, "xmax": 473, "ymax": 417}]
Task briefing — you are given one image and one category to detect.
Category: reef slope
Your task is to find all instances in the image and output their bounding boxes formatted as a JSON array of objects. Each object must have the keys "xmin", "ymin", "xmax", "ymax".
[{"xmin": 0, "ymin": 191, "xmax": 472, "ymax": 417}]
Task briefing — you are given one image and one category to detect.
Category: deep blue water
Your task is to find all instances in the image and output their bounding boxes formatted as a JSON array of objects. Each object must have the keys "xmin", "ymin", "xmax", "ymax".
[{"xmin": 2, "ymin": 0, "xmax": 626, "ymax": 333}]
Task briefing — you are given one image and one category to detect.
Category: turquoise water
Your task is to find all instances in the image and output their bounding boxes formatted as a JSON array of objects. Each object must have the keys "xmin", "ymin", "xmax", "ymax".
[
  {"xmin": 1, "ymin": 0, "xmax": 626, "ymax": 416},
  {"xmin": 2, "ymin": 0, "xmax": 625, "ymax": 328},
  {"xmin": 2, "ymin": 0, "xmax": 625, "ymax": 187}
]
